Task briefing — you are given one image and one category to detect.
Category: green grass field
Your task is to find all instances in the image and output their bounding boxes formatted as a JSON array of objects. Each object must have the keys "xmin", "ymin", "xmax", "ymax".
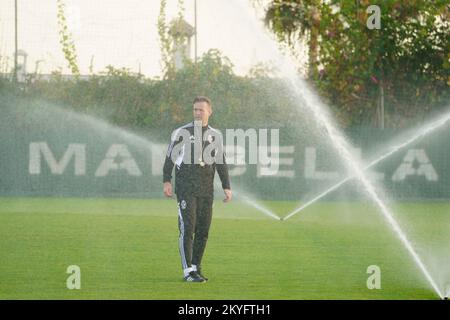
[{"xmin": 0, "ymin": 197, "xmax": 449, "ymax": 300}]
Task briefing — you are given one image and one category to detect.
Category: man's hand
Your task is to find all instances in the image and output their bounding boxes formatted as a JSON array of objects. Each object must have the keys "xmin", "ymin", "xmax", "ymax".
[
  {"xmin": 163, "ymin": 182, "xmax": 173, "ymax": 197},
  {"xmin": 223, "ymin": 189, "xmax": 232, "ymax": 203}
]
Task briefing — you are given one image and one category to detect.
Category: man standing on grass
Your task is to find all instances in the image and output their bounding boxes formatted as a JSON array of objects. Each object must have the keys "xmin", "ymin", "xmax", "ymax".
[{"xmin": 163, "ymin": 96, "xmax": 232, "ymax": 283}]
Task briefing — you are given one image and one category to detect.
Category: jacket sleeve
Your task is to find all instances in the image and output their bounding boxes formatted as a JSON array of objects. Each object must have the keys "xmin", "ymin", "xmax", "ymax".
[
  {"xmin": 216, "ymin": 146, "xmax": 231, "ymax": 190},
  {"xmin": 162, "ymin": 131, "xmax": 181, "ymax": 183}
]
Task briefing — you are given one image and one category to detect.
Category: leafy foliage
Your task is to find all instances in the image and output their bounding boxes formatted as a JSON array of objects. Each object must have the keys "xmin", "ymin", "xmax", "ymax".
[
  {"xmin": 3, "ymin": 50, "xmax": 295, "ymax": 139},
  {"xmin": 264, "ymin": 0, "xmax": 449, "ymax": 127},
  {"xmin": 56, "ymin": 0, "xmax": 80, "ymax": 75}
]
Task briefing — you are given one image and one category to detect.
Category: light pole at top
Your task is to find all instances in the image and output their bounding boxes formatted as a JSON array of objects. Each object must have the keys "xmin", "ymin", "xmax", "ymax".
[{"xmin": 194, "ymin": 0, "xmax": 197, "ymax": 64}]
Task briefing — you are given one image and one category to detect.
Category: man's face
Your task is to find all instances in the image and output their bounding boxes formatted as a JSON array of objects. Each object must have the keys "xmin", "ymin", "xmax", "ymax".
[{"xmin": 193, "ymin": 101, "xmax": 212, "ymax": 124}]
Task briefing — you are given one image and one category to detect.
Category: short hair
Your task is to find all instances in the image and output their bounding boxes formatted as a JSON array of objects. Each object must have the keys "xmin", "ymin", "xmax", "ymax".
[{"xmin": 193, "ymin": 96, "xmax": 212, "ymax": 108}]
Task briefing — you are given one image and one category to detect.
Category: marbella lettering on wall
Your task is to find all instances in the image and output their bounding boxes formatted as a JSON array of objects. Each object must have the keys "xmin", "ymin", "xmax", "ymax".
[
  {"xmin": 28, "ymin": 142, "xmax": 439, "ymax": 182},
  {"xmin": 29, "ymin": 142, "xmax": 142, "ymax": 177}
]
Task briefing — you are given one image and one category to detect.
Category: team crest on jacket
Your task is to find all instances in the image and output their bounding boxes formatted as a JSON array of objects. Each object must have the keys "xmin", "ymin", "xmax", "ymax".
[{"xmin": 180, "ymin": 200, "xmax": 187, "ymax": 209}]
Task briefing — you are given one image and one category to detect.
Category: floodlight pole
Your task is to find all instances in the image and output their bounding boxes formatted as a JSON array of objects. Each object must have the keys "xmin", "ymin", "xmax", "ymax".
[
  {"xmin": 194, "ymin": 0, "xmax": 197, "ymax": 64},
  {"xmin": 14, "ymin": 0, "xmax": 18, "ymax": 82},
  {"xmin": 379, "ymin": 79, "xmax": 385, "ymax": 129}
]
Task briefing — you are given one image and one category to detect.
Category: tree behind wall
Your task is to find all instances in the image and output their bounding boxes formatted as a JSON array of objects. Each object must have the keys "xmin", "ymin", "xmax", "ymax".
[
  {"xmin": 56, "ymin": 0, "xmax": 80, "ymax": 75},
  {"xmin": 264, "ymin": 0, "xmax": 449, "ymax": 128}
]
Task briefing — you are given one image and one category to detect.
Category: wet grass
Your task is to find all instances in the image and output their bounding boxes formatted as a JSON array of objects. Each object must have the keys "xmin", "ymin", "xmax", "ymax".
[{"xmin": 0, "ymin": 197, "xmax": 448, "ymax": 299}]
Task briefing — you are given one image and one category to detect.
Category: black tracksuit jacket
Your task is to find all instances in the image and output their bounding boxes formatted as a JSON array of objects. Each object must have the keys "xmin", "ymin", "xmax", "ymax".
[{"xmin": 163, "ymin": 122, "xmax": 231, "ymax": 197}]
